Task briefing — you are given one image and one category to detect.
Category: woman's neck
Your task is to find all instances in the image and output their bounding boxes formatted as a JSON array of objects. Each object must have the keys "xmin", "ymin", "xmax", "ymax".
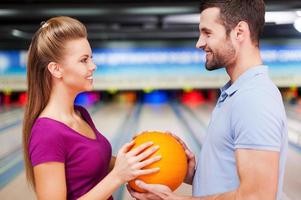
[{"xmin": 40, "ymin": 84, "xmax": 79, "ymax": 120}]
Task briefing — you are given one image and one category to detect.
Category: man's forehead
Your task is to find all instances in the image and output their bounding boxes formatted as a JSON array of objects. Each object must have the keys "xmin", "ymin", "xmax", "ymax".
[
  {"xmin": 199, "ymin": 7, "xmax": 223, "ymax": 29},
  {"xmin": 200, "ymin": 7, "xmax": 221, "ymax": 23}
]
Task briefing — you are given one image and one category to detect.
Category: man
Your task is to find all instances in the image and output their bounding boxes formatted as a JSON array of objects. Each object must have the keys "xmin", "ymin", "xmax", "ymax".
[{"xmin": 128, "ymin": 0, "xmax": 288, "ymax": 200}]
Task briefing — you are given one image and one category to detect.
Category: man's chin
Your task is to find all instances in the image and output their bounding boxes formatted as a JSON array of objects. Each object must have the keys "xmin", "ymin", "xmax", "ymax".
[{"xmin": 205, "ymin": 64, "xmax": 222, "ymax": 71}]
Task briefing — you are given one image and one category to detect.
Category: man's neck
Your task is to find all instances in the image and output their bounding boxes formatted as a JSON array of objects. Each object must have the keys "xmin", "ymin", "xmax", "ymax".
[{"xmin": 226, "ymin": 46, "xmax": 262, "ymax": 83}]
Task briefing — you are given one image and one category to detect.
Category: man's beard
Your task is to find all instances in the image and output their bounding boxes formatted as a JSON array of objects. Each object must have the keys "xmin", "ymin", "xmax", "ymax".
[{"xmin": 205, "ymin": 41, "xmax": 236, "ymax": 71}]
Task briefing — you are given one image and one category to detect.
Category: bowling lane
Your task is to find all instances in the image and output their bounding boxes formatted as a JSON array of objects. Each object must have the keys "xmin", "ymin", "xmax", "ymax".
[
  {"xmin": 92, "ymin": 102, "xmax": 143, "ymax": 158},
  {"xmin": 121, "ymin": 102, "xmax": 204, "ymax": 200},
  {"xmin": 0, "ymin": 106, "xmax": 28, "ymax": 200},
  {"xmin": 0, "ymin": 125, "xmax": 22, "ymax": 159},
  {"xmin": 284, "ymin": 104, "xmax": 301, "ymax": 147},
  {"xmin": 0, "ymin": 107, "xmax": 24, "ymax": 158},
  {"xmin": 136, "ymin": 103, "xmax": 201, "ymax": 154},
  {"xmin": 189, "ymin": 103, "xmax": 214, "ymax": 125},
  {"xmin": 0, "ymin": 106, "xmax": 21, "ymax": 114},
  {"xmin": 92, "ymin": 102, "xmax": 135, "ymax": 141},
  {"xmin": 87, "ymin": 101, "xmax": 143, "ymax": 200},
  {"xmin": 0, "ymin": 108, "xmax": 23, "ymax": 129},
  {"xmin": 283, "ymin": 104, "xmax": 301, "ymax": 200},
  {"xmin": 283, "ymin": 147, "xmax": 301, "ymax": 200}
]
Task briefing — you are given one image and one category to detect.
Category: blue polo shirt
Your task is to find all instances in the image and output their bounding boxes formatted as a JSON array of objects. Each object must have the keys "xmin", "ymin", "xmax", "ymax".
[{"xmin": 192, "ymin": 65, "xmax": 288, "ymax": 200}]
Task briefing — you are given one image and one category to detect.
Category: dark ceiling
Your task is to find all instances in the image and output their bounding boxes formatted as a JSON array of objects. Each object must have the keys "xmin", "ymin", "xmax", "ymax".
[{"xmin": 1, "ymin": 0, "xmax": 301, "ymax": 49}]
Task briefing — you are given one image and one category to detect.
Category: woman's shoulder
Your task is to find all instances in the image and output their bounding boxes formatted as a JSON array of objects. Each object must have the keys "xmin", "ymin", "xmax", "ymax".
[
  {"xmin": 30, "ymin": 118, "xmax": 67, "ymax": 166},
  {"xmin": 33, "ymin": 117, "xmax": 66, "ymax": 129},
  {"xmin": 31, "ymin": 117, "xmax": 67, "ymax": 141}
]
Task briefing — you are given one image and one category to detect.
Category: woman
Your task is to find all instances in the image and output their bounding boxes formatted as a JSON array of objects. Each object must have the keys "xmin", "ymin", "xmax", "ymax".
[{"xmin": 22, "ymin": 16, "xmax": 161, "ymax": 200}]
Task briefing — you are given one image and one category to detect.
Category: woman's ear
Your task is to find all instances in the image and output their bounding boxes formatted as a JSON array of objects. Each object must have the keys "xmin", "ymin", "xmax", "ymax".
[{"xmin": 47, "ymin": 62, "xmax": 62, "ymax": 78}]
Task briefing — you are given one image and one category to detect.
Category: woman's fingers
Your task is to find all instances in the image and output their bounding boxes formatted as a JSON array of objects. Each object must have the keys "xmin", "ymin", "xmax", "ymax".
[
  {"xmin": 120, "ymin": 141, "xmax": 135, "ymax": 153},
  {"xmin": 127, "ymin": 141, "xmax": 154, "ymax": 156},
  {"xmin": 137, "ymin": 155, "xmax": 162, "ymax": 168},
  {"xmin": 136, "ymin": 167, "xmax": 160, "ymax": 176},
  {"xmin": 135, "ymin": 145, "xmax": 159, "ymax": 161}
]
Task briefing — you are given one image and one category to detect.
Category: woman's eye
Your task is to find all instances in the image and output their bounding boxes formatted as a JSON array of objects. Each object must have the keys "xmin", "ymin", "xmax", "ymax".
[{"xmin": 81, "ymin": 58, "xmax": 88, "ymax": 63}]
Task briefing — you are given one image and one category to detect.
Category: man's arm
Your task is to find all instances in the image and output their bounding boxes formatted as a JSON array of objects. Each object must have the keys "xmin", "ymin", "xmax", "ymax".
[{"xmin": 129, "ymin": 148, "xmax": 279, "ymax": 200}]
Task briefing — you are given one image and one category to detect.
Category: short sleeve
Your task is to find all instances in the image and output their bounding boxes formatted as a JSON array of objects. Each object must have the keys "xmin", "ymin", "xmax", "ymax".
[
  {"xmin": 29, "ymin": 120, "xmax": 66, "ymax": 166},
  {"xmin": 231, "ymin": 89, "xmax": 285, "ymax": 152}
]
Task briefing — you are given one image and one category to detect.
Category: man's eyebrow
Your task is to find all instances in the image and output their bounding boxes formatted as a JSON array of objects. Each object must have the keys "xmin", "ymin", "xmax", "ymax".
[{"xmin": 200, "ymin": 27, "xmax": 212, "ymax": 33}]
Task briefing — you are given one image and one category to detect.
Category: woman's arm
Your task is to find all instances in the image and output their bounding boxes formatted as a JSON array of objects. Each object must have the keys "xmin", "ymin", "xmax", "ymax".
[
  {"xmin": 34, "ymin": 162, "xmax": 121, "ymax": 200},
  {"xmin": 109, "ymin": 156, "xmax": 116, "ymax": 172},
  {"xmin": 34, "ymin": 162, "xmax": 66, "ymax": 200},
  {"xmin": 34, "ymin": 141, "xmax": 160, "ymax": 200}
]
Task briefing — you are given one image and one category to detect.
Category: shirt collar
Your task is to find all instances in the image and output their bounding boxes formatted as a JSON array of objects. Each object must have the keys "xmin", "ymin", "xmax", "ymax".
[{"xmin": 219, "ymin": 65, "xmax": 268, "ymax": 102}]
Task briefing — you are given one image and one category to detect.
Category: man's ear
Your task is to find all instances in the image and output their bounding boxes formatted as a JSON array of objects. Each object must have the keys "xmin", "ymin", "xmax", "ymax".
[
  {"xmin": 234, "ymin": 21, "xmax": 250, "ymax": 42},
  {"xmin": 47, "ymin": 62, "xmax": 62, "ymax": 78}
]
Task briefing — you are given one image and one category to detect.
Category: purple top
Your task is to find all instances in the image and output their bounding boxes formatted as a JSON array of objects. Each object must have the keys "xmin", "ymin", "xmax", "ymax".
[{"xmin": 29, "ymin": 105, "xmax": 113, "ymax": 200}]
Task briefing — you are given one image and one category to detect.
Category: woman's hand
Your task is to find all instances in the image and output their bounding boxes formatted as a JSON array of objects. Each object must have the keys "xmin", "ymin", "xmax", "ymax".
[{"xmin": 111, "ymin": 141, "xmax": 161, "ymax": 184}]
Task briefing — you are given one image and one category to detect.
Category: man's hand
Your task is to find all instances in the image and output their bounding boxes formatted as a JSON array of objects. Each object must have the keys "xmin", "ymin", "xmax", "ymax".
[
  {"xmin": 166, "ymin": 132, "xmax": 196, "ymax": 184},
  {"xmin": 127, "ymin": 180, "xmax": 176, "ymax": 200}
]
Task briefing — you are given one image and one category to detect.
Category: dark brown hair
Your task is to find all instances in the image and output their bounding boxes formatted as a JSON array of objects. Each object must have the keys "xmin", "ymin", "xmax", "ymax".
[
  {"xmin": 200, "ymin": 0, "xmax": 265, "ymax": 46},
  {"xmin": 23, "ymin": 16, "xmax": 87, "ymax": 189}
]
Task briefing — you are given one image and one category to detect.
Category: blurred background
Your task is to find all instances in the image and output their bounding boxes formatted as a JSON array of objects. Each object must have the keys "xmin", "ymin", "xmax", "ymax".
[{"xmin": 1, "ymin": 0, "xmax": 301, "ymax": 199}]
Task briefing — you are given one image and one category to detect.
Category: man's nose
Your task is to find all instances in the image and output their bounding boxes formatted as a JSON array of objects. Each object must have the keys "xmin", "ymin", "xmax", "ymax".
[{"xmin": 196, "ymin": 36, "xmax": 206, "ymax": 49}]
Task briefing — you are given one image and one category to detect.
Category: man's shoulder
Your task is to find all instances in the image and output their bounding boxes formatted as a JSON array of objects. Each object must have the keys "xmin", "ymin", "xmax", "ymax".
[
  {"xmin": 234, "ymin": 75, "xmax": 281, "ymax": 103},
  {"xmin": 231, "ymin": 83, "xmax": 283, "ymax": 117}
]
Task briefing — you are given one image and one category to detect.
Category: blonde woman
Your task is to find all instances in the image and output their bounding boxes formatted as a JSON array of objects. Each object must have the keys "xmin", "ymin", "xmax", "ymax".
[{"xmin": 22, "ymin": 16, "xmax": 160, "ymax": 200}]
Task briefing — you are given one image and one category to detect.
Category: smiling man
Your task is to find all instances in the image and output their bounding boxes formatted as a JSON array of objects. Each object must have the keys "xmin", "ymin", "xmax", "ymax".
[{"xmin": 128, "ymin": 1, "xmax": 288, "ymax": 200}]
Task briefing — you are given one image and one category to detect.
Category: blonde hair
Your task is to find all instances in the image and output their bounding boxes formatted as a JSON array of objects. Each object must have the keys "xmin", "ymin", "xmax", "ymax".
[{"xmin": 23, "ymin": 16, "xmax": 87, "ymax": 188}]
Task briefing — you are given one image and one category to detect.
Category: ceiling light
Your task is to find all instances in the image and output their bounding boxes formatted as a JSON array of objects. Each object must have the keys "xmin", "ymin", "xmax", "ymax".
[
  {"xmin": 164, "ymin": 11, "xmax": 299, "ymax": 25},
  {"xmin": 11, "ymin": 29, "xmax": 32, "ymax": 39},
  {"xmin": 126, "ymin": 7, "xmax": 195, "ymax": 15},
  {"xmin": 265, "ymin": 11, "xmax": 297, "ymax": 24},
  {"xmin": 11, "ymin": 29, "xmax": 22, "ymax": 37},
  {"xmin": 0, "ymin": 9, "xmax": 17, "ymax": 16},
  {"xmin": 294, "ymin": 18, "xmax": 301, "ymax": 33},
  {"xmin": 164, "ymin": 14, "xmax": 199, "ymax": 24}
]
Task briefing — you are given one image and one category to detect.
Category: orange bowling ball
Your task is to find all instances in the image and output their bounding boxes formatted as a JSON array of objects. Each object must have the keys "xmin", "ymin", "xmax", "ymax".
[{"xmin": 129, "ymin": 131, "xmax": 187, "ymax": 192}]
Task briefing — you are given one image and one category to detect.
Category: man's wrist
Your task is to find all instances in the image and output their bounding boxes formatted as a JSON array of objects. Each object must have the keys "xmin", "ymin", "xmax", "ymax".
[{"xmin": 168, "ymin": 193, "xmax": 190, "ymax": 200}]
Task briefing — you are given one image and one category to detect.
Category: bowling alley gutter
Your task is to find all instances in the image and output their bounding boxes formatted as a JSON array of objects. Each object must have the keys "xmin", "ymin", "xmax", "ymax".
[
  {"xmin": 106, "ymin": 103, "xmax": 143, "ymax": 200},
  {"xmin": 0, "ymin": 108, "xmax": 24, "ymax": 189},
  {"xmin": 170, "ymin": 102, "xmax": 205, "ymax": 155},
  {"xmin": 0, "ymin": 108, "xmax": 23, "ymax": 134}
]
